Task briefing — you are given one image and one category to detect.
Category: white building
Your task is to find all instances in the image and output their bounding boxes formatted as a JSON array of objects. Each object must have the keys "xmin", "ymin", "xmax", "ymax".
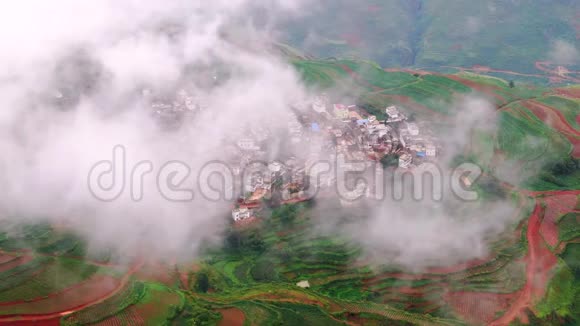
[
  {"xmin": 312, "ymin": 95, "xmax": 328, "ymax": 113},
  {"xmin": 296, "ymin": 280, "xmax": 310, "ymax": 288},
  {"xmin": 399, "ymin": 153, "xmax": 413, "ymax": 169},
  {"xmin": 268, "ymin": 162, "xmax": 284, "ymax": 174},
  {"xmin": 386, "ymin": 106, "xmax": 407, "ymax": 123},
  {"xmin": 369, "ymin": 124, "xmax": 389, "ymax": 136},
  {"xmin": 232, "ymin": 208, "xmax": 252, "ymax": 222},
  {"xmin": 426, "ymin": 144, "xmax": 437, "ymax": 157},
  {"xmin": 333, "ymin": 104, "xmax": 350, "ymax": 120},
  {"xmin": 245, "ymin": 174, "xmax": 267, "ymax": 193},
  {"xmin": 237, "ymin": 138, "xmax": 259, "ymax": 151},
  {"xmin": 406, "ymin": 122, "xmax": 420, "ymax": 136},
  {"xmin": 386, "ymin": 106, "xmax": 400, "ymax": 118}
]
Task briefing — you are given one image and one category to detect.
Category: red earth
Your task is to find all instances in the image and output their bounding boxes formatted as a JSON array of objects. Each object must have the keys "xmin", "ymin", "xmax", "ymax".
[
  {"xmin": 490, "ymin": 202, "xmax": 559, "ymax": 326},
  {"xmin": 364, "ymin": 272, "xmax": 443, "ymax": 285},
  {"xmin": 0, "ymin": 255, "xmax": 19, "ymax": 265},
  {"xmin": 0, "ymin": 275, "xmax": 120, "ymax": 321},
  {"xmin": 218, "ymin": 308, "xmax": 246, "ymax": 326},
  {"xmin": 7, "ymin": 318, "xmax": 61, "ymax": 325},
  {"xmin": 444, "ymin": 291, "xmax": 516, "ymax": 325},
  {"xmin": 540, "ymin": 194, "xmax": 579, "ymax": 247},
  {"xmin": 554, "ymin": 87, "xmax": 580, "ymax": 99},
  {"xmin": 424, "ymin": 257, "xmax": 492, "ymax": 275},
  {"xmin": 0, "ymin": 275, "xmax": 116, "ymax": 307},
  {"xmin": 0, "ymin": 260, "xmax": 143, "ymax": 324},
  {"xmin": 445, "ymin": 75, "xmax": 507, "ymax": 103},
  {"xmin": 522, "ymin": 100, "xmax": 580, "ymax": 158},
  {"xmin": 338, "ymin": 64, "xmax": 381, "ymax": 91},
  {"xmin": 370, "ymin": 190, "xmax": 574, "ymax": 326},
  {"xmin": 0, "ymin": 255, "xmax": 33, "ymax": 273},
  {"xmin": 535, "ymin": 62, "xmax": 580, "ymax": 83},
  {"xmin": 472, "ymin": 65, "xmax": 492, "ymax": 73}
]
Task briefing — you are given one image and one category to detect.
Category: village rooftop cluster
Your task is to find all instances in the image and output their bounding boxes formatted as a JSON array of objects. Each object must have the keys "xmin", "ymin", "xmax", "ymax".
[
  {"xmin": 231, "ymin": 94, "xmax": 442, "ymax": 223},
  {"xmin": 148, "ymin": 91, "xmax": 441, "ymax": 224}
]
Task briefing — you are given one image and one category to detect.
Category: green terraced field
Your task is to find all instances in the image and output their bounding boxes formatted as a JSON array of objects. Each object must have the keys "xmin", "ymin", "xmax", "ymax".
[
  {"xmin": 537, "ymin": 96, "xmax": 580, "ymax": 131},
  {"xmin": 0, "ymin": 258, "xmax": 99, "ymax": 302},
  {"xmin": 559, "ymin": 213, "xmax": 580, "ymax": 243},
  {"xmin": 62, "ymin": 281, "xmax": 146, "ymax": 325},
  {"xmin": 497, "ymin": 106, "xmax": 572, "ymax": 163}
]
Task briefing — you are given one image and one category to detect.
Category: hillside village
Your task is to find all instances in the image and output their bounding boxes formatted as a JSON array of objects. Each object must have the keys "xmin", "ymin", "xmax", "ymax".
[{"xmin": 148, "ymin": 90, "xmax": 441, "ymax": 224}]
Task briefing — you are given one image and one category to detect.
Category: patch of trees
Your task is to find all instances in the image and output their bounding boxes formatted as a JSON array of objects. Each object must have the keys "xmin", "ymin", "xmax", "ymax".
[
  {"xmin": 476, "ymin": 177, "xmax": 507, "ymax": 200},
  {"xmin": 271, "ymin": 204, "xmax": 302, "ymax": 226},
  {"xmin": 176, "ymin": 301, "xmax": 221, "ymax": 326},
  {"xmin": 250, "ymin": 260, "xmax": 277, "ymax": 281},
  {"xmin": 548, "ymin": 157, "xmax": 579, "ymax": 176},
  {"xmin": 534, "ymin": 157, "xmax": 579, "ymax": 187},
  {"xmin": 223, "ymin": 229, "xmax": 266, "ymax": 254},
  {"xmin": 380, "ymin": 154, "xmax": 399, "ymax": 168},
  {"xmin": 195, "ymin": 271, "xmax": 210, "ymax": 293},
  {"xmin": 357, "ymin": 102, "xmax": 386, "ymax": 120}
]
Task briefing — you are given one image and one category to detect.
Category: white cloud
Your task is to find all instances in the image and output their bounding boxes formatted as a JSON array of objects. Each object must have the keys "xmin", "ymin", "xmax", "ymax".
[
  {"xmin": 0, "ymin": 0, "xmax": 313, "ymax": 260},
  {"xmin": 548, "ymin": 39, "xmax": 579, "ymax": 65}
]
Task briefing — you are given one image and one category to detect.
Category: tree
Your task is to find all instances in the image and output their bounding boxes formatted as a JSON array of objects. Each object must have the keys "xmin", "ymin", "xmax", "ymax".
[
  {"xmin": 195, "ymin": 272, "xmax": 210, "ymax": 293},
  {"xmin": 272, "ymin": 204, "xmax": 299, "ymax": 226},
  {"xmin": 278, "ymin": 248, "xmax": 293, "ymax": 263},
  {"xmin": 248, "ymin": 231, "xmax": 266, "ymax": 253},
  {"xmin": 250, "ymin": 260, "xmax": 277, "ymax": 281},
  {"xmin": 509, "ymin": 80, "xmax": 515, "ymax": 88},
  {"xmin": 380, "ymin": 154, "xmax": 399, "ymax": 168},
  {"xmin": 224, "ymin": 230, "xmax": 242, "ymax": 252},
  {"xmin": 551, "ymin": 157, "xmax": 579, "ymax": 176}
]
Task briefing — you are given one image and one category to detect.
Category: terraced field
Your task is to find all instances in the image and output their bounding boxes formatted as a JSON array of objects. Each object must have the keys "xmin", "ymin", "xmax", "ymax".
[{"xmin": 0, "ymin": 59, "xmax": 577, "ymax": 325}]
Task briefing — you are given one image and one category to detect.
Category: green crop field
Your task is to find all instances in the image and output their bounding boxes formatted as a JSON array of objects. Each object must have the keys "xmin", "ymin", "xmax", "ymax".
[
  {"xmin": 537, "ymin": 96, "xmax": 580, "ymax": 131},
  {"xmin": 559, "ymin": 213, "xmax": 580, "ymax": 243},
  {"xmin": 496, "ymin": 106, "xmax": 571, "ymax": 163}
]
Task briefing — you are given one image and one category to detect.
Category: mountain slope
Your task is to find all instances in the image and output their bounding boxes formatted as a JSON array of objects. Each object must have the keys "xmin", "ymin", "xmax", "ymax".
[{"xmin": 281, "ymin": 0, "xmax": 579, "ymax": 73}]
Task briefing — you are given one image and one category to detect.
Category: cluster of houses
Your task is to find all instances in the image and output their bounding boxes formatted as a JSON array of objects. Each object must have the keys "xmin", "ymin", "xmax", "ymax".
[
  {"xmin": 146, "ymin": 88, "xmax": 207, "ymax": 127},
  {"xmin": 230, "ymin": 95, "xmax": 441, "ymax": 223},
  {"xmin": 146, "ymin": 90, "xmax": 442, "ymax": 223},
  {"xmin": 382, "ymin": 106, "xmax": 439, "ymax": 169}
]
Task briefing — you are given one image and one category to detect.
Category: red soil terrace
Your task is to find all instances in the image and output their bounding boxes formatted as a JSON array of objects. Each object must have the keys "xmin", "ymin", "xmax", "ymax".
[
  {"xmin": 0, "ymin": 260, "xmax": 143, "ymax": 324},
  {"xmin": 523, "ymin": 100, "xmax": 580, "ymax": 158},
  {"xmin": 338, "ymin": 64, "xmax": 382, "ymax": 91},
  {"xmin": 490, "ymin": 201, "xmax": 559, "ymax": 326},
  {"xmin": 0, "ymin": 255, "xmax": 33, "ymax": 273},
  {"xmin": 555, "ymin": 87, "xmax": 580, "ymax": 99},
  {"xmin": 540, "ymin": 194, "xmax": 579, "ymax": 247},
  {"xmin": 445, "ymin": 75, "xmax": 507, "ymax": 103},
  {"xmin": 218, "ymin": 308, "xmax": 245, "ymax": 326},
  {"xmin": 445, "ymin": 292, "xmax": 515, "ymax": 325}
]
